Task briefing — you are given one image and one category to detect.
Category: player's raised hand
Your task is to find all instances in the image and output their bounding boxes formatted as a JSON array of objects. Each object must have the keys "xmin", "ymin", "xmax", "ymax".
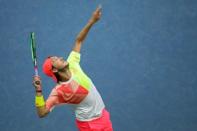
[{"xmin": 90, "ymin": 5, "xmax": 102, "ymax": 24}]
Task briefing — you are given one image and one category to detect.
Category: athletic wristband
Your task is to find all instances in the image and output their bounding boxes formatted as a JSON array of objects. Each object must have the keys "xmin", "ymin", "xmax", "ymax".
[
  {"xmin": 35, "ymin": 95, "xmax": 45, "ymax": 107},
  {"xmin": 36, "ymin": 90, "xmax": 42, "ymax": 93}
]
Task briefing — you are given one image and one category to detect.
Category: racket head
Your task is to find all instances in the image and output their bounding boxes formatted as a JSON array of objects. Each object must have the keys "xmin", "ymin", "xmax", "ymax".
[
  {"xmin": 30, "ymin": 32, "xmax": 39, "ymax": 76},
  {"xmin": 30, "ymin": 32, "xmax": 37, "ymax": 67}
]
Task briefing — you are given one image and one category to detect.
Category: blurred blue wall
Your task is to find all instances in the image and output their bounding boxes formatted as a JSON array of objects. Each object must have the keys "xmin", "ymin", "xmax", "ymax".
[{"xmin": 0, "ymin": 0, "xmax": 197, "ymax": 131}]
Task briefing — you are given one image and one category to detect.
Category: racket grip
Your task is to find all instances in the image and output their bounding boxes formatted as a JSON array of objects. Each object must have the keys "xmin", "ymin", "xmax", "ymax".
[
  {"xmin": 34, "ymin": 67, "xmax": 40, "ymax": 85},
  {"xmin": 35, "ymin": 69, "xmax": 38, "ymax": 76},
  {"xmin": 34, "ymin": 66, "xmax": 39, "ymax": 76}
]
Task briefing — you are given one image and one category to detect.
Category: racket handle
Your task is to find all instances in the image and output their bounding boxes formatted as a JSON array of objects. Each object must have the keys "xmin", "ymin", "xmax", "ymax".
[
  {"xmin": 34, "ymin": 67, "xmax": 41, "ymax": 85},
  {"xmin": 35, "ymin": 68, "xmax": 38, "ymax": 76}
]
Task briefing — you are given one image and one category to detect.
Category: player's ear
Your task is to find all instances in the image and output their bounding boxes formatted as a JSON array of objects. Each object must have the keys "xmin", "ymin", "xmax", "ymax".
[{"xmin": 52, "ymin": 68, "xmax": 58, "ymax": 73}]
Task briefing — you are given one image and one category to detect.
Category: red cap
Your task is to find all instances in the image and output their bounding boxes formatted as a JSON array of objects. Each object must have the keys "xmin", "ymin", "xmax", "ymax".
[{"xmin": 42, "ymin": 57, "xmax": 57, "ymax": 82}]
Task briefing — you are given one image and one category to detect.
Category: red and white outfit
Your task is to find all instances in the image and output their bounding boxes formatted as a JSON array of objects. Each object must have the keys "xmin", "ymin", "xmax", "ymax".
[{"xmin": 44, "ymin": 51, "xmax": 113, "ymax": 131}]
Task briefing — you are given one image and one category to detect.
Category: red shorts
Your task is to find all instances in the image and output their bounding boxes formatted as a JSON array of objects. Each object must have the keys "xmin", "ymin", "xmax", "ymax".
[{"xmin": 76, "ymin": 109, "xmax": 113, "ymax": 131}]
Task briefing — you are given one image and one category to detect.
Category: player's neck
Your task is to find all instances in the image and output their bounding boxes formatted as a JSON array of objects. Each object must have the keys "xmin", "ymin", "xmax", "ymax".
[{"xmin": 59, "ymin": 70, "xmax": 71, "ymax": 82}]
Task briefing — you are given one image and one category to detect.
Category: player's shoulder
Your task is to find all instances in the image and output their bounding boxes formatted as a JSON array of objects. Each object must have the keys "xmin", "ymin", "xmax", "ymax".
[
  {"xmin": 54, "ymin": 83, "xmax": 62, "ymax": 89},
  {"xmin": 54, "ymin": 82, "xmax": 68, "ymax": 90}
]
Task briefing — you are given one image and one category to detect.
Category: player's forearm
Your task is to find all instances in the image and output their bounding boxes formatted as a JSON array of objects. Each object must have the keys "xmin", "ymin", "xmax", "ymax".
[
  {"xmin": 33, "ymin": 76, "xmax": 49, "ymax": 118},
  {"xmin": 75, "ymin": 20, "xmax": 94, "ymax": 43},
  {"xmin": 35, "ymin": 92, "xmax": 49, "ymax": 118},
  {"xmin": 73, "ymin": 6, "xmax": 101, "ymax": 52}
]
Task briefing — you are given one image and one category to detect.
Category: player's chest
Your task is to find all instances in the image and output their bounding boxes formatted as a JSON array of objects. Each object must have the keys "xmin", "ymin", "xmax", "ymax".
[{"xmin": 56, "ymin": 80, "xmax": 88, "ymax": 104}]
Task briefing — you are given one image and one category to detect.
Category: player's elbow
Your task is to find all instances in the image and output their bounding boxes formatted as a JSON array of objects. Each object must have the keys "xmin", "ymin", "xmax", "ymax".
[
  {"xmin": 37, "ymin": 109, "xmax": 49, "ymax": 118},
  {"xmin": 38, "ymin": 115, "xmax": 45, "ymax": 118},
  {"xmin": 38, "ymin": 112, "xmax": 48, "ymax": 118}
]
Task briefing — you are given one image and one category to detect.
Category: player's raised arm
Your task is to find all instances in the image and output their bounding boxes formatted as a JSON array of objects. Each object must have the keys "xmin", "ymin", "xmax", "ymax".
[{"xmin": 73, "ymin": 5, "xmax": 102, "ymax": 53}]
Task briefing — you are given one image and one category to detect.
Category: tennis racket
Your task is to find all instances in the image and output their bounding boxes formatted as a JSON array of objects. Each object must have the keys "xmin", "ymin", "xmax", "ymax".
[{"xmin": 30, "ymin": 32, "xmax": 40, "ymax": 84}]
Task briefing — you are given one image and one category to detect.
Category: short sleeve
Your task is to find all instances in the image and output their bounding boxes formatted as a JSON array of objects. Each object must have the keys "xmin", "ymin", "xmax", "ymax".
[{"xmin": 67, "ymin": 51, "xmax": 81, "ymax": 64}]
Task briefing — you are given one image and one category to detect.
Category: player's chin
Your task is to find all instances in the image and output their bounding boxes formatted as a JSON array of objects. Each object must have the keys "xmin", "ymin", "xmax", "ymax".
[{"xmin": 63, "ymin": 62, "xmax": 69, "ymax": 68}]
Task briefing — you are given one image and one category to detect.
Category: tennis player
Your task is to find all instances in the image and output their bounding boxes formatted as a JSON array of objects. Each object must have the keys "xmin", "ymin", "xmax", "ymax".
[{"xmin": 32, "ymin": 5, "xmax": 113, "ymax": 131}]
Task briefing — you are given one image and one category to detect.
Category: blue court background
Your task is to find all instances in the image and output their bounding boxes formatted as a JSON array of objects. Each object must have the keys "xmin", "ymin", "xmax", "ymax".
[{"xmin": 0, "ymin": 0, "xmax": 197, "ymax": 131}]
